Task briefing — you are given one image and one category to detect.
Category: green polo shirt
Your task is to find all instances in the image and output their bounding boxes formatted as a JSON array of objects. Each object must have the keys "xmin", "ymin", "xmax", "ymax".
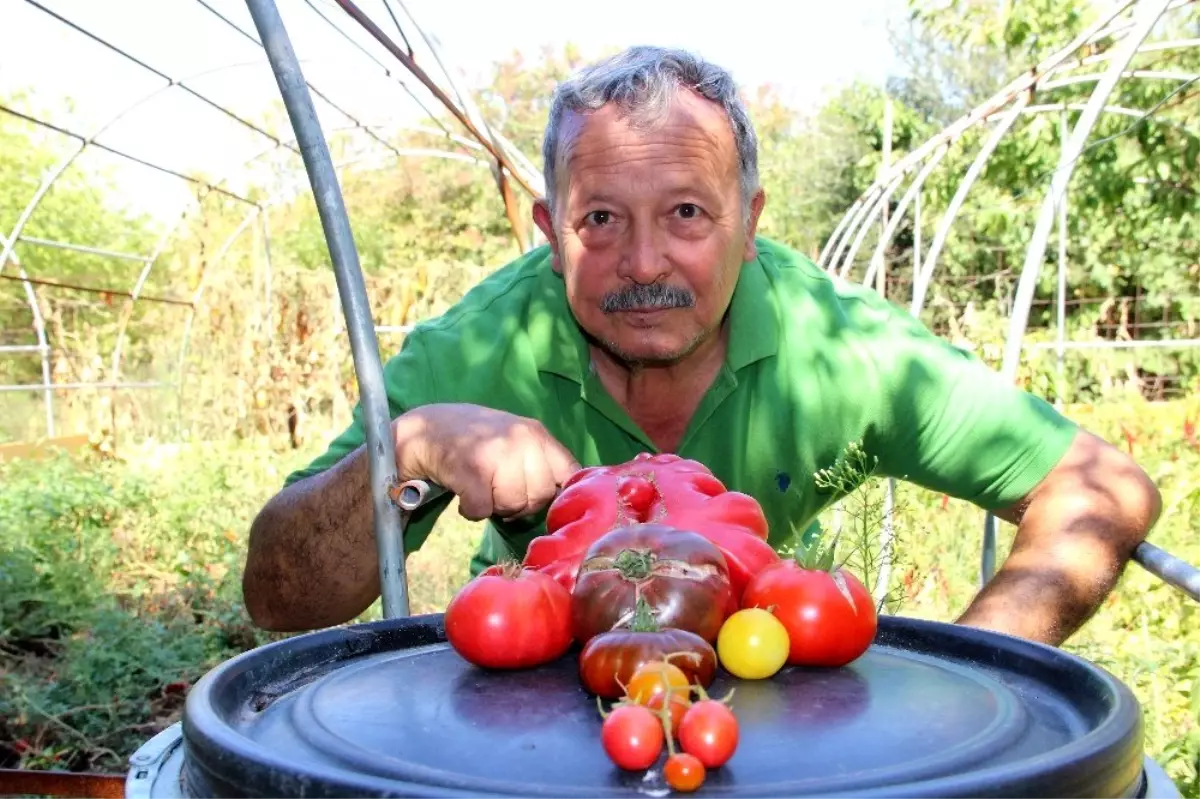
[{"xmin": 285, "ymin": 236, "xmax": 1077, "ymax": 575}]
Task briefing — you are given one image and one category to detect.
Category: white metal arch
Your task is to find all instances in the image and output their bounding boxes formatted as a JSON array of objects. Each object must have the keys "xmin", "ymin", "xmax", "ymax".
[{"xmin": 818, "ymin": 0, "xmax": 1198, "ymax": 600}]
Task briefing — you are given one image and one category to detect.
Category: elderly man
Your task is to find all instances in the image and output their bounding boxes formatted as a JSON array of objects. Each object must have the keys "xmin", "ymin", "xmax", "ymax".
[{"xmin": 243, "ymin": 46, "xmax": 1161, "ymax": 646}]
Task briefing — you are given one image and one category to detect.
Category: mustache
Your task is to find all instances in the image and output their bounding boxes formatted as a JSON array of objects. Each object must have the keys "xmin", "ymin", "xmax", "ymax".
[{"xmin": 601, "ymin": 283, "xmax": 695, "ymax": 313}]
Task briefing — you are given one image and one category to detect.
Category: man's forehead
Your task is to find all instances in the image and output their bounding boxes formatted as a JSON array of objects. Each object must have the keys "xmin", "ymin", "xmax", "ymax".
[{"xmin": 558, "ymin": 89, "xmax": 736, "ymax": 160}]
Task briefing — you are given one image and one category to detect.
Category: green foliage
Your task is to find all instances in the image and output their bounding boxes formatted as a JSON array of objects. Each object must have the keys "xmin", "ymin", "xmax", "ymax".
[{"xmin": 0, "ymin": 444, "xmax": 288, "ymax": 770}]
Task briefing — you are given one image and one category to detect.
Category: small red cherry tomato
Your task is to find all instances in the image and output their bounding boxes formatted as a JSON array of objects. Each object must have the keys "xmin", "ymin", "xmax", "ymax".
[
  {"xmin": 664, "ymin": 752, "xmax": 706, "ymax": 792},
  {"xmin": 678, "ymin": 699, "xmax": 739, "ymax": 768},
  {"xmin": 601, "ymin": 704, "xmax": 663, "ymax": 771}
]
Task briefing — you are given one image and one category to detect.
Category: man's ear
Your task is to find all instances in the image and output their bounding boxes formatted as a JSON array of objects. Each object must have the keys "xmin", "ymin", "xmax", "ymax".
[
  {"xmin": 741, "ymin": 188, "xmax": 767, "ymax": 262},
  {"xmin": 532, "ymin": 200, "xmax": 562, "ymax": 274}
]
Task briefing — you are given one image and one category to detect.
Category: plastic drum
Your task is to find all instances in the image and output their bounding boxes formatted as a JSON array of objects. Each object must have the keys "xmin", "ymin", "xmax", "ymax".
[{"xmin": 126, "ymin": 613, "xmax": 1183, "ymax": 798}]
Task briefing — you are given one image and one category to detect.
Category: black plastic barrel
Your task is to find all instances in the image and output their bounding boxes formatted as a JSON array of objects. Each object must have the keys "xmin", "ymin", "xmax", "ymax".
[{"xmin": 128, "ymin": 613, "xmax": 1181, "ymax": 798}]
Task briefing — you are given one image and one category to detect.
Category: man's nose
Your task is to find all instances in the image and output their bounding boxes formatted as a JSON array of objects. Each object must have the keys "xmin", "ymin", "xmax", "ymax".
[{"xmin": 617, "ymin": 222, "xmax": 670, "ymax": 284}]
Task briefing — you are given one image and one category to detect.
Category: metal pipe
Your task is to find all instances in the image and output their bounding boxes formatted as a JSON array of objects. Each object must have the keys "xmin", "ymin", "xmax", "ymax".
[
  {"xmin": 0, "ymin": 273, "xmax": 193, "ymax": 307},
  {"xmin": 1027, "ymin": 338, "xmax": 1200, "ymax": 351},
  {"xmin": 998, "ymin": 0, "xmax": 1177, "ymax": 384},
  {"xmin": 1056, "ymin": 109, "xmax": 1069, "ymax": 404},
  {"xmin": 17, "ymin": 236, "xmax": 153, "ymax": 263},
  {"xmin": 0, "ymin": 344, "xmax": 46, "ymax": 353},
  {"xmin": 1133, "ymin": 541, "xmax": 1200, "ymax": 603},
  {"xmin": 1, "ymin": 231, "xmax": 57, "ymax": 436},
  {"xmin": 245, "ymin": 0, "xmax": 413, "ymax": 620},
  {"xmin": 0, "ymin": 381, "xmax": 171, "ymax": 393},
  {"xmin": 911, "ymin": 94, "xmax": 1030, "ymax": 314},
  {"xmin": 986, "ymin": 0, "xmax": 1175, "ymax": 585},
  {"xmin": 862, "ymin": 144, "xmax": 950, "ymax": 289}
]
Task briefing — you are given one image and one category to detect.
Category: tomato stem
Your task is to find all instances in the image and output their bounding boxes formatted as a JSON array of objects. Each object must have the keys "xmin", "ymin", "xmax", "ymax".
[
  {"xmin": 613, "ymin": 548, "xmax": 655, "ymax": 580},
  {"xmin": 627, "ymin": 596, "xmax": 661, "ymax": 633}
]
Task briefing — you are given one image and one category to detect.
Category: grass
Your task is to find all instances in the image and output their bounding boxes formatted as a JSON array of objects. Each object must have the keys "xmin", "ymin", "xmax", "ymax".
[{"xmin": 0, "ymin": 397, "xmax": 1196, "ymax": 795}]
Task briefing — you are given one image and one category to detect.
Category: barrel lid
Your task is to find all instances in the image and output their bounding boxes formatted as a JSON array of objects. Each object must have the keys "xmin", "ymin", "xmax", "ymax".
[{"xmin": 181, "ymin": 614, "xmax": 1145, "ymax": 798}]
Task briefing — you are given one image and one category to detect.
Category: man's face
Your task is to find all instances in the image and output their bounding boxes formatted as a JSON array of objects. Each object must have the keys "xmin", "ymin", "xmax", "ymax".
[{"xmin": 533, "ymin": 89, "xmax": 765, "ymax": 367}]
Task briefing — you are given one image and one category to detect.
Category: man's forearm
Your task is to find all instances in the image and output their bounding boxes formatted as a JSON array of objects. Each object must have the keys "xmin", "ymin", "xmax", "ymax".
[
  {"xmin": 954, "ymin": 517, "xmax": 1132, "ymax": 646},
  {"xmin": 243, "ymin": 445, "xmax": 380, "ymax": 632},
  {"xmin": 955, "ymin": 431, "xmax": 1161, "ymax": 647}
]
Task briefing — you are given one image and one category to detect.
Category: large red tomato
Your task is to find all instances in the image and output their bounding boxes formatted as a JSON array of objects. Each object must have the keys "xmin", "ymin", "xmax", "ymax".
[
  {"xmin": 444, "ymin": 563, "xmax": 573, "ymax": 670},
  {"xmin": 572, "ymin": 524, "xmax": 733, "ymax": 645},
  {"xmin": 522, "ymin": 453, "xmax": 779, "ymax": 597},
  {"xmin": 741, "ymin": 555, "xmax": 877, "ymax": 668}
]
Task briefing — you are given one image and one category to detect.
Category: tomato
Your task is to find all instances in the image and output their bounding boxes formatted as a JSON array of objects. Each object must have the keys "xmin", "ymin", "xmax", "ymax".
[
  {"xmin": 742, "ymin": 558, "xmax": 877, "ymax": 668},
  {"xmin": 626, "ymin": 661, "xmax": 690, "ymax": 705},
  {"xmin": 523, "ymin": 453, "xmax": 779, "ymax": 598},
  {"xmin": 716, "ymin": 608, "xmax": 789, "ymax": 679},
  {"xmin": 444, "ymin": 562, "xmax": 572, "ymax": 670},
  {"xmin": 678, "ymin": 700, "xmax": 739, "ymax": 768},
  {"xmin": 664, "ymin": 752, "xmax": 706, "ymax": 792},
  {"xmin": 601, "ymin": 704, "xmax": 663, "ymax": 771},
  {"xmin": 579, "ymin": 599, "xmax": 717, "ymax": 699},
  {"xmin": 647, "ymin": 690, "xmax": 690, "ymax": 735},
  {"xmin": 572, "ymin": 523, "xmax": 733, "ymax": 644}
]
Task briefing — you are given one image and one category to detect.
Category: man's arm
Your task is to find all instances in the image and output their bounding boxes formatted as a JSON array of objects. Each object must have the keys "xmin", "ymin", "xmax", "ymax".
[
  {"xmin": 243, "ymin": 404, "xmax": 580, "ymax": 633},
  {"xmin": 954, "ymin": 428, "xmax": 1162, "ymax": 646},
  {"xmin": 244, "ymin": 443, "xmax": 383, "ymax": 632}
]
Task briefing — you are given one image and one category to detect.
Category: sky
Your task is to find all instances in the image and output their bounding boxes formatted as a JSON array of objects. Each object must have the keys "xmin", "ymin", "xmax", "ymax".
[{"xmin": 0, "ymin": 0, "xmax": 908, "ymax": 227}]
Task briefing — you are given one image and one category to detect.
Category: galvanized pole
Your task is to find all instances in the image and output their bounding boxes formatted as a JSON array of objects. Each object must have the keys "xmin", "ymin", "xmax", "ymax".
[
  {"xmin": 244, "ymin": 0, "xmax": 412, "ymax": 618},
  {"xmin": 1056, "ymin": 107, "xmax": 1069, "ymax": 407}
]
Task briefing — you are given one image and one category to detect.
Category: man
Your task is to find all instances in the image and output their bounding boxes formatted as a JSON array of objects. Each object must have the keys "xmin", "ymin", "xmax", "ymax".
[{"xmin": 243, "ymin": 46, "xmax": 1161, "ymax": 647}]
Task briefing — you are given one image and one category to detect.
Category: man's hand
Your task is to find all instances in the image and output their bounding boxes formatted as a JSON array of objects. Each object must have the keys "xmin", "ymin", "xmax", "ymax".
[
  {"xmin": 242, "ymin": 403, "xmax": 580, "ymax": 632},
  {"xmin": 955, "ymin": 429, "xmax": 1162, "ymax": 646},
  {"xmin": 394, "ymin": 403, "xmax": 581, "ymax": 521}
]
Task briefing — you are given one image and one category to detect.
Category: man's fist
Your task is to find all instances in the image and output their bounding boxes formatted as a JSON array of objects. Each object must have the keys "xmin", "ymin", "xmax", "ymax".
[{"xmin": 393, "ymin": 403, "xmax": 581, "ymax": 521}]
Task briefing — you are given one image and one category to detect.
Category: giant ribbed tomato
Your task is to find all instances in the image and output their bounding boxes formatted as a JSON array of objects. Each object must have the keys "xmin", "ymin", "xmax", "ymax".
[
  {"xmin": 444, "ymin": 562, "xmax": 573, "ymax": 670},
  {"xmin": 571, "ymin": 523, "xmax": 733, "ymax": 645},
  {"xmin": 523, "ymin": 453, "xmax": 779, "ymax": 600},
  {"xmin": 741, "ymin": 538, "xmax": 877, "ymax": 668}
]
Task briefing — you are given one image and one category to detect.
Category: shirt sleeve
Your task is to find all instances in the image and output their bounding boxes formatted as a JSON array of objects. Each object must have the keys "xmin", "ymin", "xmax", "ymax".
[
  {"xmin": 849, "ymin": 292, "xmax": 1080, "ymax": 511},
  {"xmin": 281, "ymin": 331, "xmax": 453, "ymax": 553}
]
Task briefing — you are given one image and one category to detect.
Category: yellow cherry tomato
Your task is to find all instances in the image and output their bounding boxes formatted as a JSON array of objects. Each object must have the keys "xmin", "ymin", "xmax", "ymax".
[{"xmin": 716, "ymin": 608, "xmax": 790, "ymax": 680}]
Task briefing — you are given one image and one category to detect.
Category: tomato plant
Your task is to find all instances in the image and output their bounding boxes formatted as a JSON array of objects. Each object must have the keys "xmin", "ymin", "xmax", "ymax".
[
  {"xmin": 522, "ymin": 453, "xmax": 779, "ymax": 597},
  {"xmin": 579, "ymin": 598, "xmax": 717, "ymax": 699},
  {"xmin": 678, "ymin": 699, "xmax": 739, "ymax": 768},
  {"xmin": 601, "ymin": 704, "xmax": 663, "ymax": 771},
  {"xmin": 664, "ymin": 752, "xmax": 706, "ymax": 792},
  {"xmin": 741, "ymin": 536, "xmax": 877, "ymax": 668},
  {"xmin": 716, "ymin": 607, "xmax": 790, "ymax": 679},
  {"xmin": 444, "ymin": 562, "xmax": 572, "ymax": 670},
  {"xmin": 572, "ymin": 523, "xmax": 733, "ymax": 644}
]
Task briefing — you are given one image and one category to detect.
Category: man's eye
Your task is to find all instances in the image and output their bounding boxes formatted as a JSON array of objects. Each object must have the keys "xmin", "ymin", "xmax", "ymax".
[
  {"xmin": 677, "ymin": 203, "xmax": 700, "ymax": 219},
  {"xmin": 586, "ymin": 210, "xmax": 612, "ymax": 226}
]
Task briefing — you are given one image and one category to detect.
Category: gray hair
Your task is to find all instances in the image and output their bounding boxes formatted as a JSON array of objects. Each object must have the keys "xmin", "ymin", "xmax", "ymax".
[{"xmin": 541, "ymin": 46, "xmax": 760, "ymax": 221}]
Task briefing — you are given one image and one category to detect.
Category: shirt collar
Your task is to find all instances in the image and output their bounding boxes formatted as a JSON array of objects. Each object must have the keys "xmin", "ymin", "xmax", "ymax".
[{"xmin": 530, "ymin": 238, "xmax": 779, "ymax": 382}]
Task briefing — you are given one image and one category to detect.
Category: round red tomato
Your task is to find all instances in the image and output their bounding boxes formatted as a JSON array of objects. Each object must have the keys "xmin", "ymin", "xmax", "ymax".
[
  {"xmin": 601, "ymin": 704, "xmax": 663, "ymax": 771},
  {"xmin": 664, "ymin": 752, "xmax": 706, "ymax": 792},
  {"xmin": 444, "ymin": 562, "xmax": 572, "ymax": 669},
  {"xmin": 572, "ymin": 523, "xmax": 733, "ymax": 644},
  {"xmin": 678, "ymin": 699, "xmax": 739, "ymax": 768},
  {"xmin": 742, "ymin": 560, "xmax": 877, "ymax": 668}
]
